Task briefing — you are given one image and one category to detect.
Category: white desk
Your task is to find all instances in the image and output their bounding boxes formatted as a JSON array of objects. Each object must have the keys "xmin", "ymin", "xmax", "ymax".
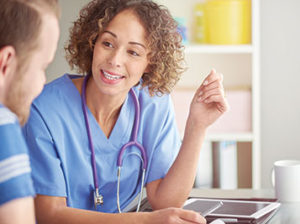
[{"xmin": 190, "ymin": 188, "xmax": 300, "ymax": 224}]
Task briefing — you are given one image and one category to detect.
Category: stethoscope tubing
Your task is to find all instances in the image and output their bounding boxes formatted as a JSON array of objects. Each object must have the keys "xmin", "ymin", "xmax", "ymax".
[
  {"xmin": 81, "ymin": 74, "xmax": 99, "ymax": 190},
  {"xmin": 81, "ymin": 74, "xmax": 147, "ymax": 212}
]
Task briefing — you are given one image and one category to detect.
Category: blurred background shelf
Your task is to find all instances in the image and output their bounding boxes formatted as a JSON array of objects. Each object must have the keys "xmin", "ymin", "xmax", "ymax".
[
  {"xmin": 185, "ymin": 44, "xmax": 253, "ymax": 54},
  {"xmin": 162, "ymin": 0, "xmax": 261, "ymax": 189},
  {"xmin": 206, "ymin": 133, "xmax": 254, "ymax": 142}
]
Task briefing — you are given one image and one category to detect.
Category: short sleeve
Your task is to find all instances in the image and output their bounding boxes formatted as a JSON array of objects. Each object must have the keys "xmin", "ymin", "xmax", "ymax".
[
  {"xmin": 145, "ymin": 95, "xmax": 181, "ymax": 184},
  {"xmin": 0, "ymin": 121, "xmax": 35, "ymax": 205},
  {"xmin": 23, "ymin": 105, "xmax": 67, "ymax": 197}
]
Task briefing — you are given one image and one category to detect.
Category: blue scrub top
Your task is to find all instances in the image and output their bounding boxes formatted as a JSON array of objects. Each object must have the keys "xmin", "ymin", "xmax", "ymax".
[
  {"xmin": 23, "ymin": 74, "xmax": 181, "ymax": 213},
  {"xmin": 0, "ymin": 104, "xmax": 35, "ymax": 205}
]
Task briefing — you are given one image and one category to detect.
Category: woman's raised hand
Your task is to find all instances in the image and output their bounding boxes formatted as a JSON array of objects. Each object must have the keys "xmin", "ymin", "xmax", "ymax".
[{"xmin": 188, "ymin": 68, "xmax": 229, "ymax": 130}]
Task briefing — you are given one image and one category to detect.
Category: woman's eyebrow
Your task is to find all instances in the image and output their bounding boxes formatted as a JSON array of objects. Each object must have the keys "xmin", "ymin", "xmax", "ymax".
[
  {"xmin": 129, "ymin": 41, "xmax": 146, "ymax": 49},
  {"xmin": 103, "ymin": 30, "xmax": 146, "ymax": 49},
  {"xmin": 103, "ymin": 30, "xmax": 117, "ymax": 38}
]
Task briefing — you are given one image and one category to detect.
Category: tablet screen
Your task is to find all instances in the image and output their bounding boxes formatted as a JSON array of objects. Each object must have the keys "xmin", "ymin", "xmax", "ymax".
[
  {"xmin": 184, "ymin": 200, "xmax": 222, "ymax": 215},
  {"xmin": 184, "ymin": 198, "xmax": 280, "ymax": 219},
  {"xmin": 212, "ymin": 200, "xmax": 269, "ymax": 216}
]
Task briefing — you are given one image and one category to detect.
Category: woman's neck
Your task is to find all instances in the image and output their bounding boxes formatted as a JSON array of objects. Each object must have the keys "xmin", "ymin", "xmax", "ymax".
[{"xmin": 73, "ymin": 75, "xmax": 126, "ymax": 138}]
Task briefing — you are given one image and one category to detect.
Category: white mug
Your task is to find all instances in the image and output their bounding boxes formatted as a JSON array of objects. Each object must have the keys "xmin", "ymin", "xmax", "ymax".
[{"xmin": 272, "ymin": 160, "xmax": 300, "ymax": 202}]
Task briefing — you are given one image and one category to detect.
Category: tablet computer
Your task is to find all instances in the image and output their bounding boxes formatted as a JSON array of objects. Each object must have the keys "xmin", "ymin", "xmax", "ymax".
[{"xmin": 183, "ymin": 198, "xmax": 280, "ymax": 220}]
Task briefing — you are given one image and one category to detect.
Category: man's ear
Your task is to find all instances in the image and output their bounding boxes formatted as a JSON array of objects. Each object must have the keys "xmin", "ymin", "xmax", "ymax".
[{"xmin": 0, "ymin": 46, "xmax": 17, "ymax": 79}]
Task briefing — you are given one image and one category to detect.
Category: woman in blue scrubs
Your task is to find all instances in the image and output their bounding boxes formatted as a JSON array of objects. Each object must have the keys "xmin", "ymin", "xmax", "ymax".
[{"xmin": 23, "ymin": 0, "xmax": 228, "ymax": 223}]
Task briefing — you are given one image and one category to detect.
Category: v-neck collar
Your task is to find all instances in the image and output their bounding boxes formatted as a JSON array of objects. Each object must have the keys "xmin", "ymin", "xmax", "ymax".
[{"xmin": 64, "ymin": 74, "xmax": 134, "ymax": 150}]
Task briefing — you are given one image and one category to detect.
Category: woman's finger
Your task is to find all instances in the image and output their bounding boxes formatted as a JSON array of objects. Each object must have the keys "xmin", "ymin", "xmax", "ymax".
[
  {"xmin": 202, "ymin": 69, "xmax": 223, "ymax": 87},
  {"xmin": 198, "ymin": 80, "xmax": 223, "ymax": 97},
  {"xmin": 202, "ymin": 94, "xmax": 229, "ymax": 113},
  {"xmin": 179, "ymin": 209, "xmax": 206, "ymax": 224},
  {"xmin": 198, "ymin": 87, "xmax": 225, "ymax": 102}
]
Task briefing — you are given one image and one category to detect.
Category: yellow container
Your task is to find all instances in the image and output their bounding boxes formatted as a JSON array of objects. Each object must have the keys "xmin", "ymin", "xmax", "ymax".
[
  {"xmin": 205, "ymin": 0, "xmax": 251, "ymax": 44},
  {"xmin": 193, "ymin": 3, "xmax": 206, "ymax": 43}
]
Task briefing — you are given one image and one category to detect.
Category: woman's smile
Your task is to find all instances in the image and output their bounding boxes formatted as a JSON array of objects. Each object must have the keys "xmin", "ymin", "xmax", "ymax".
[{"xmin": 100, "ymin": 69, "xmax": 125, "ymax": 85}]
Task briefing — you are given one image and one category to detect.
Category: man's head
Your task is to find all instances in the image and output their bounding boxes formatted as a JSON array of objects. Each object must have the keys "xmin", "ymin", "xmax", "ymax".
[{"xmin": 0, "ymin": 0, "xmax": 60, "ymax": 125}]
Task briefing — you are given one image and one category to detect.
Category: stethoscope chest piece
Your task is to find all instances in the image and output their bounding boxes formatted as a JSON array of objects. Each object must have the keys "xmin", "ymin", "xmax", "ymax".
[{"xmin": 94, "ymin": 188, "xmax": 104, "ymax": 209}]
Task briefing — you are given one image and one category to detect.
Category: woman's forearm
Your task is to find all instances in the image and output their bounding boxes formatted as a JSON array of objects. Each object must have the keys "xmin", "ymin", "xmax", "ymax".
[
  {"xmin": 0, "ymin": 197, "xmax": 35, "ymax": 224},
  {"xmin": 148, "ymin": 117, "xmax": 207, "ymax": 210},
  {"xmin": 148, "ymin": 69, "xmax": 227, "ymax": 210},
  {"xmin": 37, "ymin": 206, "xmax": 150, "ymax": 224},
  {"xmin": 37, "ymin": 202, "xmax": 206, "ymax": 224}
]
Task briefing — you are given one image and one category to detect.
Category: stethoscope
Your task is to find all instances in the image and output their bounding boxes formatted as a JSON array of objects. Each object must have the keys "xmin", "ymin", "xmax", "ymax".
[{"xmin": 81, "ymin": 74, "xmax": 147, "ymax": 213}]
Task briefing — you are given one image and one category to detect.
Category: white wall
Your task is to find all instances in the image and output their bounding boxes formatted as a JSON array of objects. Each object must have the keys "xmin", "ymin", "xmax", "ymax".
[
  {"xmin": 260, "ymin": 0, "xmax": 300, "ymax": 187},
  {"xmin": 46, "ymin": 0, "xmax": 89, "ymax": 81}
]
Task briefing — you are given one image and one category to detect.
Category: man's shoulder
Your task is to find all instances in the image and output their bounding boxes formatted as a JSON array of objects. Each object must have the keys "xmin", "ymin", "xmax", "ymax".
[
  {"xmin": 0, "ymin": 110, "xmax": 34, "ymax": 207},
  {"xmin": 0, "ymin": 150, "xmax": 34, "ymax": 205},
  {"xmin": 0, "ymin": 105, "xmax": 18, "ymax": 126},
  {"xmin": 0, "ymin": 105, "xmax": 28, "ymax": 156}
]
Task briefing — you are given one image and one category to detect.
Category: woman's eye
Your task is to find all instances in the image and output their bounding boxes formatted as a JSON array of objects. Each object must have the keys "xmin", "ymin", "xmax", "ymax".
[
  {"xmin": 102, "ymin": 41, "xmax": 113, "ymax": 48},
  {"xmin": 128, "ymin": 50, "xmax": 140, "ymax": 56}
]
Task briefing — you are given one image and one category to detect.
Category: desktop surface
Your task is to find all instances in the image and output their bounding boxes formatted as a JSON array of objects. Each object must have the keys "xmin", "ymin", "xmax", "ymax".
[{"xmin": 190, "ymin": 188, "xmax": 300, "ymax": 224}]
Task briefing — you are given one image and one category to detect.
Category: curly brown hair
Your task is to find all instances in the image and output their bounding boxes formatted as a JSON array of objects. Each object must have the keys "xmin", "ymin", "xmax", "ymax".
[{"xmin": 65, "ymin": 0, "xmax": 185, "ymax": 96}]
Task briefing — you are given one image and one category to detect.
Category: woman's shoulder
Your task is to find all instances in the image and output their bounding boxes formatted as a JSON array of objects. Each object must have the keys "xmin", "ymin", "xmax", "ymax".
[
  {"xmin": 32, "ymin": 74, "xmax": 82, "ymax": 111},
  {"xmin": 42, "ymin": 74, "xmax": 80, "ymax": 94},
  {"xmin": 133, "ymin": 85, "xmax": 173, "ymax": 112}
]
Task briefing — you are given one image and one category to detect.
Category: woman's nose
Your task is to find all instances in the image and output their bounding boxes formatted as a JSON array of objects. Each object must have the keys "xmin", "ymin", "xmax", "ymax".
[{"xmin": 107, "ymin": 49, "xmax": 123, "ymax": 68}]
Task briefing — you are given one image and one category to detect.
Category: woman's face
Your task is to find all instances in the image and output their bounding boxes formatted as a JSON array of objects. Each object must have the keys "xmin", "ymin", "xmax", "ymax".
[{"xmin": 91, "ymin": 9, "xmax": 149, "ymax": 98}]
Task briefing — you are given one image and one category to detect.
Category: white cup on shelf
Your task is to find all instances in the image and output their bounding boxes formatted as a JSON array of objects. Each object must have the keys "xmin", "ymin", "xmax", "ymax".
[{"xmin": 272, "ymin": 160, "xmax": 300, "ymax": 202}]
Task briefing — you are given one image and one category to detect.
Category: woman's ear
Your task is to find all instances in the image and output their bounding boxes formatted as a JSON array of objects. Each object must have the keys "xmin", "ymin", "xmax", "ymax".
[
  {"xmin": 144, "ymin": 64, "xmax": 150, "ymax": 74},
  {"xmin": 0, "ymin": 46, "xmax": 17, "ymax": 78}
]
